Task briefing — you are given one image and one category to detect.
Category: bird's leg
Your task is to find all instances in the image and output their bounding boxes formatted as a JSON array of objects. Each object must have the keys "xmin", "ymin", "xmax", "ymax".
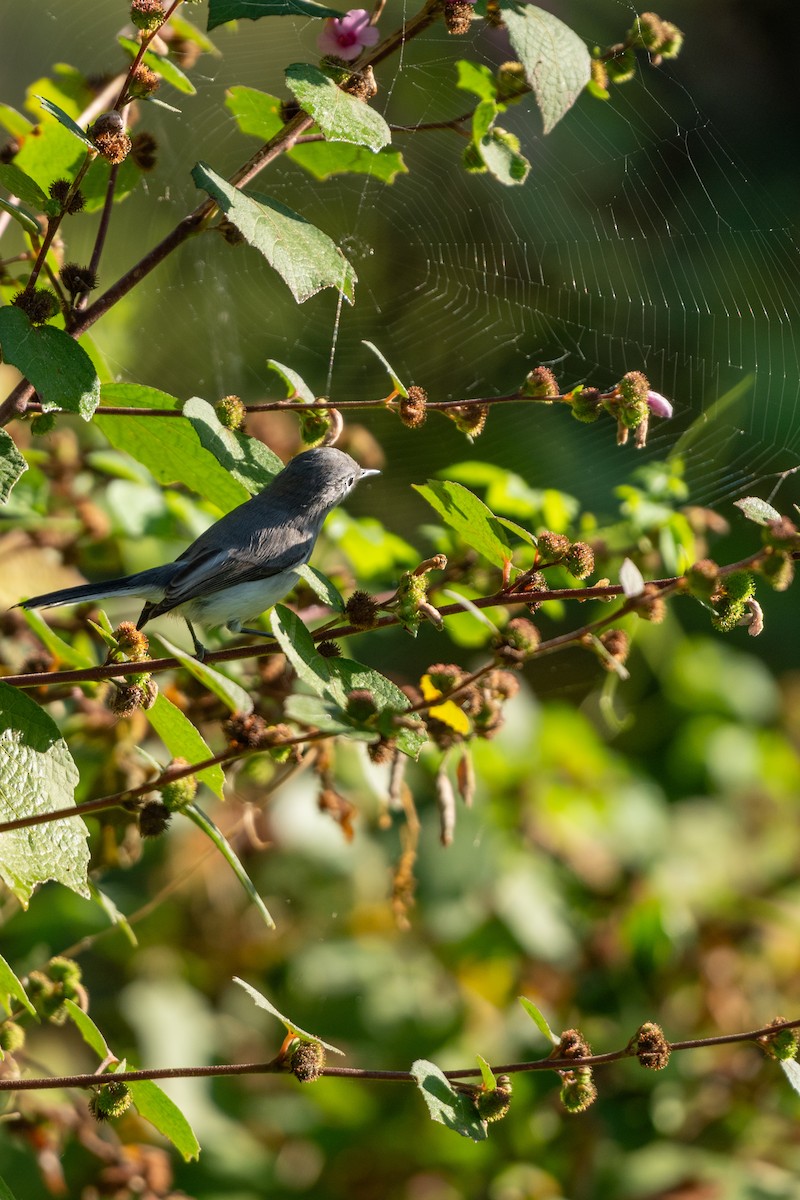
[{"xmin": 185, "ymin": 619, "xmax": 208, "ymax": 660}]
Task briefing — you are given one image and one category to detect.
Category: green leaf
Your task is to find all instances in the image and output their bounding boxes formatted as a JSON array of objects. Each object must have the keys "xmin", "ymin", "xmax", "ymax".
[
  {"xmin": 0, "ymin": 195, "xmax": 41, "ymax": 235},
  {"xmin": 290, "ymin": 141, "xmax": 407, "ymax": 183},
  {"xmin": 456, "ymin": 60, "xmax": 498, "ymax": 102},
  {"xmin": 414, "ymin": 480, "xmax": 513, "ymax": 568},
  {"xmin": 0, "ymin": 429, "xmax": 28, "ymax": 505},
  {"xmin": 270, "ymin": 605, "xmax": 334, "ymax": 698},
  {"xmin": 271, "ymin": 609, "xmax": 425, "ymax": 755},
  {"xmin": 184, "ymin": 803, "xmax": 275, "ymax": 929},
  {"xmin": 780, "ymin": 1058, "xmax": 800, "ymax": 1098},
  {"xmin": 191, "ymin": 162, "xmax": 357, "ymax": 304},
  {"xmin": 117, "ymin": 37, "xmax": 198, "ymax": 95},
  {"xmin": 0, "ymin": 952, "xmax": 35, "ymax": 1017},
  {"xmin": 19, "ymin": 607, "xmax": 94, "ymax": 669},
  {"xmin": 95, "ymin": 384, "xmax": 250, "ymax": 513},
  {"xmin": 0, "ymin": 104, "xmax": 33, "ymax": 138},
  {"xmin": 479, "ymin": 128, "xmax": 530, "ymax": 186},
  {"xmin": 0, "ymin": 1174, "xmax": 21, "ymax": 1200},
  {"xmin": 0, "ymin": 307, "xmax": 100, "ymax": 419},
  {"xmin": 285, "ymin": 63, "xmax": 391, "ymax": 151},
  {"xmin": 225, "ymin": 86, "xmax": 284, "ymax": 140},
  {"xmin": 170, "ymin": 14, "xmax": 219, "ymax": 55},
  {"xmin": 145, "ymin": 693, "xmax": 227, "ymax": 799},
  {"xmin": 0, "ymin": 682, "xmax": 90, "ymax": 906},
  {"xmin": 208, "ymin": 0, "xmax": 343, "ymax": 27},
  {"xmin": 34, "ymin": 95, "xmax": 95, "ymax": 148},
  {"xmin": 266, "ymin": 358, "xmax": 316, "ymax": 403},
  {"xmin": 127, "ymin": 1078, "xmax": 200, "ymax": 1162},
  {"xmin": 476, "ymin": 1054, "xmax": 496, "ymax": 1091},
  {"xmin": 64, "ymin": 998, "xmax": 110, "ymax": 1059},
  {"xmin": 411, "ymin": 1060, "xmax": 488, "ymax": 1141},
  {"xmin": 500, "ymin": 2, "xmax": 591, "ymax": 134},
  {"xmin": 471, "ymin": 98, "xmax": 498, "ymax": 144},
  {"xmin": 155, "ymin": 635, "xmax": 254, "ymax": 717},
  {"xmin": 0, "ymin": 163, "xmax": 49, "ymax": 209},
  {"xmin": 284, "ymin": 692, "xmax": 362, "ymax": 736},
  {"xmin": 88, "ymin": 882, "xmax": 137, "ymax": 946},
  {"xmin": 226, "ymin": 87, "xmax": 406, "ymax": 183},
  {"xmin": 183, "ymin": 395, "xmax": 282, "ymax": 495},
  {"xmin": 234, "ymin": 978, "xmax": 345, "ymax": 1053},
  {"xmin": 295, "ymin": 564, "xmax": 345, "ymax": 611},
  {"xmin": 734, "ymin": 496, "xmax": 782, "ymax": 526},
  {"xmin": 362, "ymin": 341, "xmax": 409, "ymax": 397},
  {"xmin": 518, "ymin": 996, "xmax": 560, "ymax": 1045}
]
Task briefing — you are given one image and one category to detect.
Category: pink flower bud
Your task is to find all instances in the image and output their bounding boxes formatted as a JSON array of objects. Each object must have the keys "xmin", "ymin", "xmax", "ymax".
[
  {"xmin": 646, "ymin": 390, "xmax": 673, "ymax": 420},
  {"xmin": 318, "ymin": 8, "xmax": 380, "ymax": 60}
]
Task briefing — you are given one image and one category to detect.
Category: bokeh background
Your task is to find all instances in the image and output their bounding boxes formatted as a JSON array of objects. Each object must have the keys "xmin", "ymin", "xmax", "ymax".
[{"xmin": 2, "ymin": 2, "xmax": 800, "ymax": 1197}]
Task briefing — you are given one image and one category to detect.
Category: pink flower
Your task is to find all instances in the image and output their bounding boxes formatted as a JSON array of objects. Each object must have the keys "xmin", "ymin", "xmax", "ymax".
[
  {"xmin": 318, "ymin": 9, "xmax": 380, "ymax": 61},
  {"xmin": 646, "ymin": 389, "xmax": 673, "ymax": 420}
]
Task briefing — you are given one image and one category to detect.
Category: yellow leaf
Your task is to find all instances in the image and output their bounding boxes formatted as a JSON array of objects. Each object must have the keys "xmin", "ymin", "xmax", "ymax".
[{"xmin": 428, "ymin": 700, "xmax": 471, "ymax": 735}]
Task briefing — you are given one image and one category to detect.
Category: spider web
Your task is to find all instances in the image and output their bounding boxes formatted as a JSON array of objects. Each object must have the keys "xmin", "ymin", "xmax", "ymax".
[{"xmin": 5, "ymin": 1, "xmax": 800, "ymax": 514}]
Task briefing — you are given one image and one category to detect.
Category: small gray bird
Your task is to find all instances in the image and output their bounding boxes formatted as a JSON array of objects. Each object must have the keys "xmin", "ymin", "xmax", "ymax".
[{"xmin": 18, "ymin": 446, "xmax": 379, "ymax": 658}]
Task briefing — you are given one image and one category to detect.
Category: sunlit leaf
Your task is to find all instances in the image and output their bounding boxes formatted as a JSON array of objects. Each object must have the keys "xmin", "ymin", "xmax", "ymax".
[
  {"xmin": 500, "ymin": 2, "xmax": 591, "ymax": 134},
  {"xmin": 234, "ymin": 977, "xmax": 345, "ymax": 1053},
  {"xmin": 411, "ymin": 1059, "xmax": 488, "ymax": 1141},
  {"xmin": 0, "ymin": 307, "xmax": 100, "ymax": 419}
]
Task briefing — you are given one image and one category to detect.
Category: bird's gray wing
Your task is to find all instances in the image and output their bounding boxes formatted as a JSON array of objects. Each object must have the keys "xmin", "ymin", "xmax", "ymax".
[{"xmin": 144, "ymin": 524, "xmax": 314, "ymax": 619}]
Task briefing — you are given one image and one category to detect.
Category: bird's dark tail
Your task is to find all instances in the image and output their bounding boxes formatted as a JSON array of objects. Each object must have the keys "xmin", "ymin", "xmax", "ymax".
[{"xmin": 17, "ymin": 566, "xmax": 177, "ymax": 611}]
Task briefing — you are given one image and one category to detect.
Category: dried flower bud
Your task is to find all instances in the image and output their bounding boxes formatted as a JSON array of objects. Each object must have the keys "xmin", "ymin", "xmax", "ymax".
[
  {"xmin": 89, "ymin": 1081, "xmax": 133, "ymax": 1122},
  {"xmin": 634, "ymin": 1021, "xmax": 671, "ymax": 1070},
  {"xmin": 685, "ymin": 558, "xmax": 720, "ymax": 601},
  {"xmin": 107, "ymin": 682, "xmax": 147, "ymax": 717},
  {"xmin": 536, "ymin": 530, "xmax": 571, "ymax": 562},
  {"xmin": 558, "ymin": 1028, "xmax": 592, "ymax": 1060},
  {"xmin": 94, "ymin": 129, "xmax": 132, "ymax": 164},
  {"xmin": 560, "ymin": 1067, "xmax": 598, "ymax": 1113},
  {"xmin": 317, "ymin": 639, "xmax": 342, "ymax": 658},
  {"xmin": 449, "ymin": 402, "xmax": 488, "ymax": 439},
  {"xmin": 637, "ymin": 584, "xmax": 666, "ymax": 623},
  {"xmin": 0, "ymin": 1022, "xmax": 25, "ymax": 1054},
  {"xmin": 139, "ymin": 800, "xmax": 172, "ymax": 838},
  {"xmin": 599, "ymin": 628, "xmax": 629, "ymax": 668},
  {"xmin": 129, "ymin": 63, "xmax": 160, "ymax": 98},
  {"xmin": 347, "ymin": 65, "xmax": 378, "ymax": 102},
  {"xmin": 497, "ymin": 618, "xmax": 541, "ymax": 662},
  {"xmin": 658, "ymin": 21, "xmax": 684, "ymax": 58},
  {"xmin": 606, "ymin": 47, "xmax": 637, "ymax": 83},
  {"xmin": 48, "ymin": 178, "xmax": 85, "ymax": 213},
  {"xmin": 368, "ymin": 736, "xmax": 396, "ymax": 764},
  {"xmin": 130, "ymin": 130, "xmax": 158, "ymax": 171},
  {"xmin": 565, "ymin": 541, "xmax": 595, "ymax": 580},
  {"xmin": 522, "ymin": 366, "xmax": 559, "ymax": 398},
  {"xmin": 425, "ymin": 663, "xmax": 463, "ymax": 693},
  {"xmin": 485, "ymin": 669, "xmax": 520, "ymax": 700},
  {"xmin": 590, "ymin": 58, "xmax": 609, "ymax": 90},
  {"xmin": 114, "ymin": 621, "xmax": 150, "ymax": 660},
  {"xmin": 12, "ymin": 287, "xmax": 59, "ymax": 324},
  {"xmin": 615, "ymin": 371, "xmax": 650, "ymax": 430},
  {"xmin": 291, "ymin": 1040, "xmax": 326, "ymax": 1083},
  {"xmin": 761, "ymin": 1017, "xmax": 800, "ymax": 1062},
  {"xmin": 131, "ymin": 0, "xmax": 166, "ymax": 33},
  {"xmin": 761, "ymin": 552, "xmax": 794, "ymax": 592},
  {"xmin": 570, "ymin": 387, "xmax": 602, "ymax": 424},
  {"xmin": 60, "ymin": 262, "xmax": 98, "ymax": 298},
  {"xmin": 495, "ymin": 62, "xmax": 529, "ymax": 105},
  {"xmin": 345, "ymin": 689, "xmax": 378, "ymax": 723},
  {"xmin": 345, "ymin": 589, "xmax": 379, "ymax": 629},
  {"xmin": 630, "ymin": 11, "xmax": 667, "ymax": 50},
  {"xmin": 224, "ymin": 712, "xmax": 269, "ymax": 748},
  {"xmin": 216, "ymin": 394, "xmax": 246, "ymax": 430},
  {"xmin": 477, "ymin": 1078, "xmax": 512, "ymax": 1122},
  {"xmin": 160, "ymin": 760, "xmax": 197, "ymax": 811},
  {"xmin": 399, "ymin": 385, "xmax": 428, "ymax": 428},
  {"xmin": 443, "ymin": 0, "xmax": 474, "ymax": 35}
]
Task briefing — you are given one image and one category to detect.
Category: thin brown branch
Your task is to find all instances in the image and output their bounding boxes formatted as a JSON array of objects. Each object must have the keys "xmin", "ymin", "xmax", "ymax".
[
  {"xmin": 1, "ymin": 1016, "xmax": 796, "ymax": 1093},
  {"xmin": 2, "ymin": 550, "xmax": 767, "ymax": 691}
]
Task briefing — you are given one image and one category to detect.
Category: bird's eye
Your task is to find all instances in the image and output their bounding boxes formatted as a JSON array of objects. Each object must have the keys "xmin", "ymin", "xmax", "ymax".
[{"xmin": 347, "ymin": 475, "xmax": 355, "ymax": 487}]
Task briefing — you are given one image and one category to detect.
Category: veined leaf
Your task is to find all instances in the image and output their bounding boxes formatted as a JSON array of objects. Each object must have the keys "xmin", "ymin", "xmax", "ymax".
[
  {"xmin": 285, "ymin": 62, "xmax": 391, "ymax": 151},
  {"xmin": 500, "ymin": 2, "xmax": 591, "ymax": 134},
  {"xmin": 0, "ymin": 307, "xmax": 100, "ymax": 419}
]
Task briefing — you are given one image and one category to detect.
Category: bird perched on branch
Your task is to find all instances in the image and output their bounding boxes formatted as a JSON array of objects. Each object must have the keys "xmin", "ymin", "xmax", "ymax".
[{"xmin": 17, "ymin": 446, "xmax": 379, "ymax": 658}]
